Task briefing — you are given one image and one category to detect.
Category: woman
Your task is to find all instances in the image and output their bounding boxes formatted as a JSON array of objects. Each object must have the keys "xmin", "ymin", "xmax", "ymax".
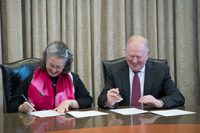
[{"xmin": 11, "ymin": 41, "xmax": 93, "ymax": 113}]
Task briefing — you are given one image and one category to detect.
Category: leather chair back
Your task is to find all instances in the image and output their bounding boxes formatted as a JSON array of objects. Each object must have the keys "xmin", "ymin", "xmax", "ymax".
[
  {"xmin": 102, "ymin": 57, "xmax": 167, "ymax": 83},
  {"xmin": 0, "ymin": 58, "xmax": 41, "ymax": 113}
]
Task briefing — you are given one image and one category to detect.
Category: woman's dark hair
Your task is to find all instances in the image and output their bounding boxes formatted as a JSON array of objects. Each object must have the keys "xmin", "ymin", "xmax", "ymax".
[{"xmin": 40, "ymin": 41, "xmax": 73, "ymax": 74}]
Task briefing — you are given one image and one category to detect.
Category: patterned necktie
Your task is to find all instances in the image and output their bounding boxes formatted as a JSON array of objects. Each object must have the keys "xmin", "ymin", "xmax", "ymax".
[{"xmin": 131, "ymin": 71, "xmax": 141, "ymax": 107}]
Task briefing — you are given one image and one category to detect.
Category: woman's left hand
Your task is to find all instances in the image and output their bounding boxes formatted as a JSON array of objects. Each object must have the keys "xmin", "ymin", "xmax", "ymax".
[
  {"xmin": 54, "ymin": 100, "xmax": 73, "ymax": 113},
  {"xmin": 54, "ymin": 100, "xmax": 79, "ymax": 113}
]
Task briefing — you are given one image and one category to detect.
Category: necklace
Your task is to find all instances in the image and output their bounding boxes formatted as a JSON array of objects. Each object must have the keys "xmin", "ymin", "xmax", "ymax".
[
  {"xmin": 52, "ymin": 83, "xmax": 56, "ymax": 87},
  {"xmin": 51, "ymin": 76, "xmax": 58, "ymax": 88}
]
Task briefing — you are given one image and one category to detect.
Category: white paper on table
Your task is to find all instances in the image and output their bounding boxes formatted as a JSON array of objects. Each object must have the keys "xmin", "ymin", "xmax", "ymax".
[
  {"xmin": 67, "ymin": 110, "xmax": 109, "ymax": 118},
  {"xmin": 150, "ymin": 109, "xmax": 196, "ymax": 117},
  {"xmin": 29, "ymin": 110, "xmax": 65, "ymax": 118},
  {"xmin": 110, "ymin": 108, "xmax": 148, "ymax": 115}
]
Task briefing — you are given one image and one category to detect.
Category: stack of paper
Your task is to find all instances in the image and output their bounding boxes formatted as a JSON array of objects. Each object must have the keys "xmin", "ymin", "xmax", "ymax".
[
  {"xmin": 29, "ymin": 110, "xmax": 109, "ymax": 118},
  {"xmin": 29, "ymin": 110, "xmax": 65, "ymax": 118},
  {"xmin": 28, "ymin": 108, "xmax": 196, "ymax": 118},
  {"xmin": 109, "ymin": 108, "xmax": 196, "ymax": 117}
]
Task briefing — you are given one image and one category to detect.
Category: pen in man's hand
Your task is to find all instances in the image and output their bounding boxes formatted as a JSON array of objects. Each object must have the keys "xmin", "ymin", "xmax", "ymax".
[
  {"xmin": 21, "ymin": 94, "xmax": 36, "ymax": 111},
  {"xmin": 116, "ymin": 88, "xmax": 122, "ymax": 98}
]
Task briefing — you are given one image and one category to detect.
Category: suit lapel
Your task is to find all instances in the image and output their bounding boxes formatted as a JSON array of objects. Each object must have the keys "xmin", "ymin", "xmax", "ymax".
[
  {"xmin": 144, "ymin": 61, "xmax": 154, "ymax": 95},
  {"xmin": 118, "ymin": 61, "xmax": 130, "ymax": 103}
]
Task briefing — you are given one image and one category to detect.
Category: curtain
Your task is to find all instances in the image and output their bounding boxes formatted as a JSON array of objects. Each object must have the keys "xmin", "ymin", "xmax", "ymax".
[{"xmin": 0, "ymin": 0, "xmax": 200, "ymax": 108}]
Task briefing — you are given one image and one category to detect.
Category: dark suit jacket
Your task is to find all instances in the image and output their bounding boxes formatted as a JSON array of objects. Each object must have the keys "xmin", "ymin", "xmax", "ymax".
[{"xmin": 98, "ymin": 59, "xmax": 185, "ymax": 109}]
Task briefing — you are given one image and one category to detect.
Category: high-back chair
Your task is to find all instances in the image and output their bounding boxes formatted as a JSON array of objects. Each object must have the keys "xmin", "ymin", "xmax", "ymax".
[
  {"xmin": 102, "ymin": 57, "xmax": 167, "ymax": 83},
  {"xmin": 0, "ymin": 58, "xmax": 41, "ymax": 113}
]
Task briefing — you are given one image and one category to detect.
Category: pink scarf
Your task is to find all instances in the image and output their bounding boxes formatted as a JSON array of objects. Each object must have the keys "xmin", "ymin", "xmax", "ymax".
[{"xmin": 28, "ymin": 68, "xmax": 74, "ymax": 110}]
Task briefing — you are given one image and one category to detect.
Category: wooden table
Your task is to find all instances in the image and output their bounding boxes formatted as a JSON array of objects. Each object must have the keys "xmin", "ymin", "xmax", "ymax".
[
  {"xmin": 1, "ymin": 105, "xmax": 200, "ymax": 133},
  {"xmin": 47, "ymin": 124, "xmax": 200, "ymax": 133}
]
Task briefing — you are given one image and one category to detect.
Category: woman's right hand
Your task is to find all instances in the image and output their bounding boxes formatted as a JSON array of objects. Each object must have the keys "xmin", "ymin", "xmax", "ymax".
[{"xmin": 18, "ymin": 101, "xmax": 36, "ymax": 113}]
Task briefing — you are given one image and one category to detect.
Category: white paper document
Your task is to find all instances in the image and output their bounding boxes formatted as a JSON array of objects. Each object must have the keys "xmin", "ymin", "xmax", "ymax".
[
  {"xmin": 67, "ymin": 110, "xmax": 109, "ymax": 118},
  {"xmin": 29, "ymin": 110, "xmax": 64, "ymax": 118},
  {"xmin": 110, "ymin": 108, "xmax": 148, "ymax": 115},
  {"xmin": 150, "ymin": 109, "xmax": 196, "ymax": 117}
]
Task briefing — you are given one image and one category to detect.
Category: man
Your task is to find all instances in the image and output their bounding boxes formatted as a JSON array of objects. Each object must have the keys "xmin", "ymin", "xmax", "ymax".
[{"xmin": 98, "ymin": 35, "xmax": 185, "ymax": 109}]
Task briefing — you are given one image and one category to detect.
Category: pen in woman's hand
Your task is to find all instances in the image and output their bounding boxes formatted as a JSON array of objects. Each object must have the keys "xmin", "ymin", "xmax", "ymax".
[
  {"xmin": 21, "ymin": 94, "xmax": 36, "ymax": 111},
  {"xmin": 21, "ymin": 94, "xmax": 28, "ymax": 101}
]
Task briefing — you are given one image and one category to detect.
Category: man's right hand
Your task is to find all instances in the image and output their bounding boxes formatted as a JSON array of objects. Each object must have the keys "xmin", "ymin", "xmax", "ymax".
[{"xmin": 106, "ymin": 88, "xmax": 123, "ymax": 107}]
